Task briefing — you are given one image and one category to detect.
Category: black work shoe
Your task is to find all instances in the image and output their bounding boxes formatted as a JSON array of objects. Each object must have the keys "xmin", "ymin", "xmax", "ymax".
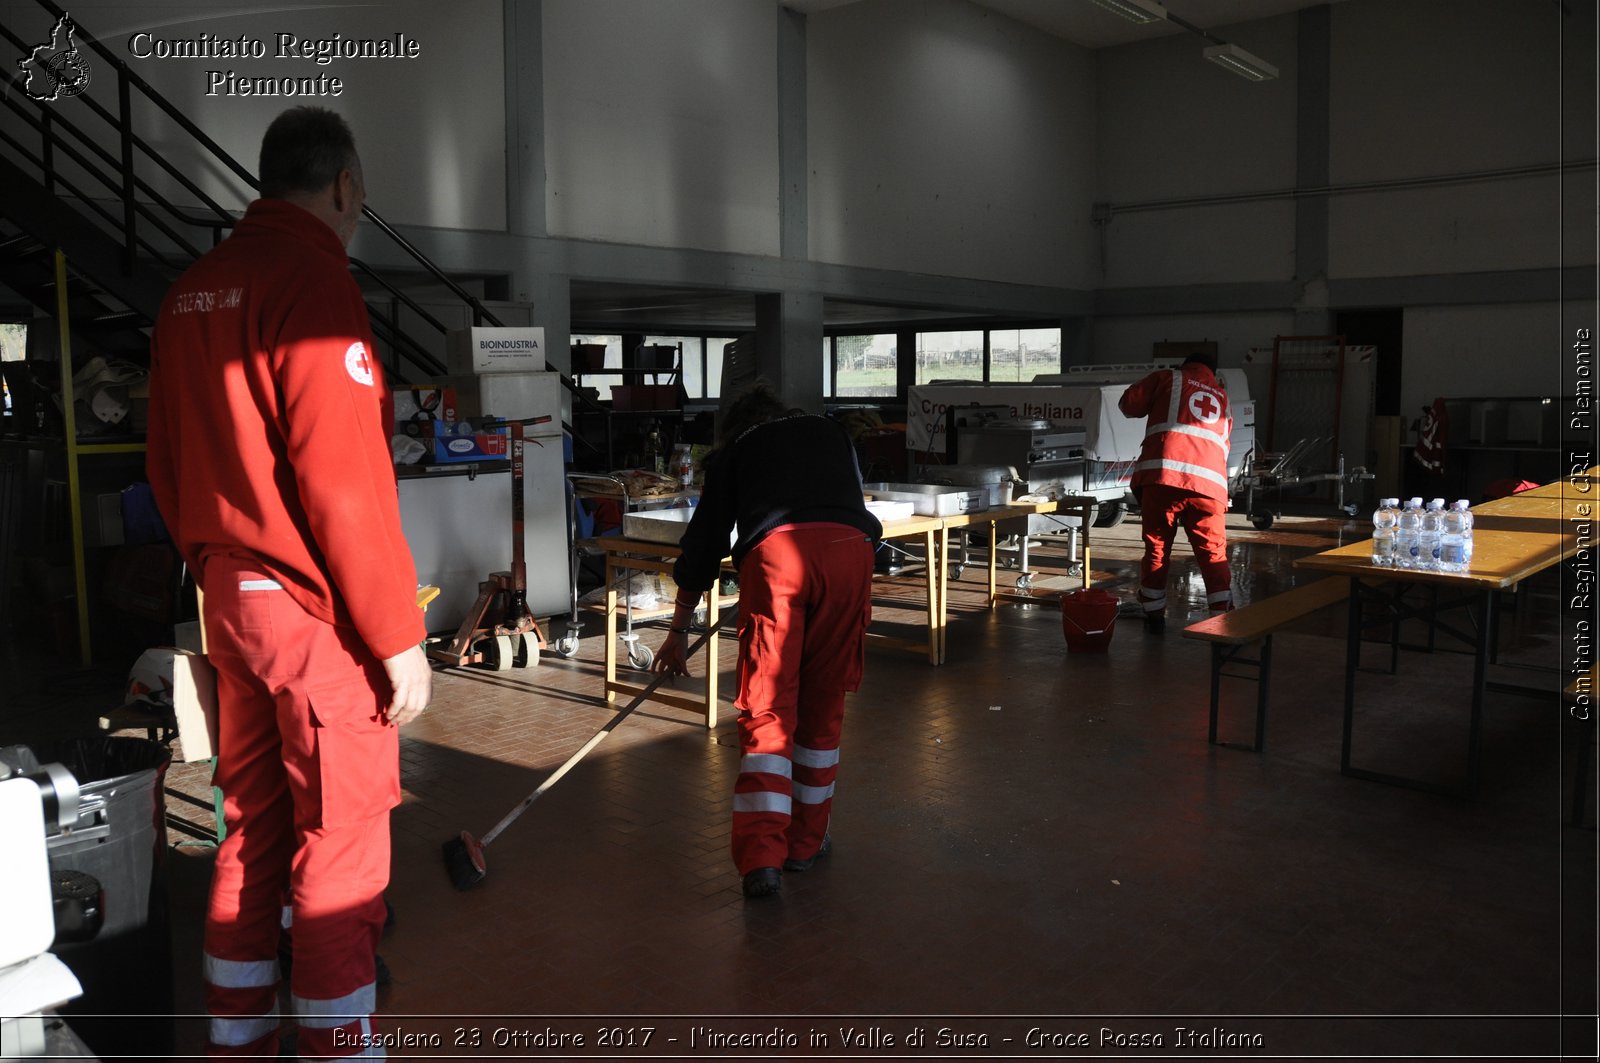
[
  {"xmin": 1144, "ymin": 614, "xmax": 1166, "ymax": 636},
  {"xmin": 742, "ymin": 867, "xmax": 782, "ymax": 898},
  {"xmin": 783, "ymin": 834, "xmax": 832, "ymax": 872}
]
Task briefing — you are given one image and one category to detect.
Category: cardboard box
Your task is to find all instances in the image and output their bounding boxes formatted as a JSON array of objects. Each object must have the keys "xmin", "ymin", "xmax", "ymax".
[
  {"xmin": 432, "ymin": 421, "xmax": 508, "ymax": 463},
  {"xmin": 446, "ymin": 327, "xmax": 547, "ymax": 375}
]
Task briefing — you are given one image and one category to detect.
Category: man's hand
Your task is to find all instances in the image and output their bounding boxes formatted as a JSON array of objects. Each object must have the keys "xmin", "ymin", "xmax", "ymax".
[
  {"xmin": 651, "ymin": 630, "xmax": 692, "ymax": 679},
  {"xmin": 382, "ymin": 643, "xmax": 433, "ymax": 727}
]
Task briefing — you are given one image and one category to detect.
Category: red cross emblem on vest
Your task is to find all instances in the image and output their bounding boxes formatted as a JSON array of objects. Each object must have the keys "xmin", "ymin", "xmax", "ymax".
[
  {"xmin": 1187, "ymin": 390, "xmax": 1221, "ymax": 425},
  {"xmin": 344, "ymin": 341, "xmax": 375, "ymax": 387}
]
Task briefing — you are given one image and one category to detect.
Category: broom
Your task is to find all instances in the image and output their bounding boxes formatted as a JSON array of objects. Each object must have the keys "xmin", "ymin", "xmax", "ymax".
[{"xmin": 442, "ymin": 613, "xmax": 729, "ymax": 889}]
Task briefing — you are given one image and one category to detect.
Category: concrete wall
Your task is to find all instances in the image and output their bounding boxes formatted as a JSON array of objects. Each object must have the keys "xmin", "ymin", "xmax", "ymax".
[
  {"xmin": 541, "ymin": 0, "xmax": 780, "ymax": 256},
  {"xmin": 806, "ymin": 0, "xmax": 1097, "ymax": 289},
  {"xmin": 1094, "ymin": 13, "xmax": 1299, "ymax": 289},
  {"xmin": 1091, "ymin": 0, "xmax": 1596, "ymax": 423},
  {"xmin": 7, "ymin": 0, "xmax": 508, "ymax": 231}
]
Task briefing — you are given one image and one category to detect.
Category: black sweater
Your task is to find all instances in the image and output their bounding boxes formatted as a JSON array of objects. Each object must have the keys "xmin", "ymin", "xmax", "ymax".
[{"xmin": 673, "ymin": 414, "xmax": 883, "ymax": 595}]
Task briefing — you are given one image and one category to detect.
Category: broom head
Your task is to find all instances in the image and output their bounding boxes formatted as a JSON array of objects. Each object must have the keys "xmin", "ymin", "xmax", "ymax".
[{"xmin": 442, "ymin": 830, "xmax": 487, "ymax": 890}]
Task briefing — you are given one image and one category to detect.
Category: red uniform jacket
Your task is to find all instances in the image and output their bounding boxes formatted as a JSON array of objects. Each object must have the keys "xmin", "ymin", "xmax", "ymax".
[
  {"xmin": 146, "ymin": 200, "xmax": 424, "ymax": 661},
  {"xmin": 1118, "ymin": 363, "xmax": 1233, "ymax": 502}
]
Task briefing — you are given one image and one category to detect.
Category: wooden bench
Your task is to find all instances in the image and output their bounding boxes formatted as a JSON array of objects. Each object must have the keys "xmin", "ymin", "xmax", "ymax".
[
  {"xmin": 1565, "ymin": 664, "xmax": 1597, "ymax": 827},
  {"xmin": 1181, "ymin": 578, "xmax": 1348, "ymax": 751}
]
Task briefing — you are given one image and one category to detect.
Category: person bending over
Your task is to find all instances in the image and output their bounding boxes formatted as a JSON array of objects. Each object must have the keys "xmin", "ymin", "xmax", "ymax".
[{"xmin": 653, "ymin": 383, "xmax": 881, "ymax": 898}]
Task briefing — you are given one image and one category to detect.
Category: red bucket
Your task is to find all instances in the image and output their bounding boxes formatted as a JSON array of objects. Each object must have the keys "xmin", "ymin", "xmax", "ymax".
[{"xmin": 1061, "ymin": 588, "xmax": 1118, "ymax": 653}]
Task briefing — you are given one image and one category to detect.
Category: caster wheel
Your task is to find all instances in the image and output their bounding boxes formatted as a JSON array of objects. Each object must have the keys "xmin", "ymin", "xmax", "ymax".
[
  {"xmin": 479, "ymin": 634, "xmax": 515, "ymax": 671},
  {"xmin": 1068, "ymin": 563, "xmax": 1084, "ymax": 579},
  {"xmin": 627, "ymin": 641, "xmax": 654, "ymax": 671},
  {"xmin": 1250, "ymin": 512, "xmax": 1274, "ymax": 530},
  {"xmin": 554, "ymin": 634, "xmax": 580, "ymax": 659},
  {"xmin": 950, "ymin": 564, "xmax": 965, "ymax": 580},
  {"xmin": 1016, "ymin": 572, "xmax": 1035, "ymax": 590},
  {"xmin": 512, "ymin": 635, "xmax": 540, "ymax": 668}
]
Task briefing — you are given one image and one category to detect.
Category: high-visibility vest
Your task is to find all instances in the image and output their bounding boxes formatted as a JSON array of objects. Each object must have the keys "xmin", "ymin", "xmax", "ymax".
[{"xmin": 1119, "ymin": 366, "xmax": 1233, "ymax": 501}]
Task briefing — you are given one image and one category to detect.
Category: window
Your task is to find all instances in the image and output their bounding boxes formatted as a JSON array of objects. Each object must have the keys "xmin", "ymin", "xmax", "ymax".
[
  {"xmin": 988, "ymin": 327, "xmax": 1061, "ymax": 382},
  {"xmin": 645, "ymin": 335, "xmax": 699, "ymax": 399},
  {"xmin": 822, "ymin": 337, "xmax": 832, "ymax": 397},
  {"xmin": 1, "ymin": 322, "xmax": 27, "ymax": 418},
  {"xmin": 915, "ymin": 330, "xmax": 983, "ymax": 385},
  {"xmin": 832, "ymin": 334, "xmax": 896, "ymax": 398},
  {"xmin": 704, "ymin": 337, "xmax": 735, "ymax": 400}
]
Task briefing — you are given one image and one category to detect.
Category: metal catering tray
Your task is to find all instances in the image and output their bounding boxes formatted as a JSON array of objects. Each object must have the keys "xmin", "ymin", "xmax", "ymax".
[
  {"xmin": 864, "ymin": 482, "xmax": 983, "ymax": 516},
  {"xmin": 621, "ymin": 508, "xmax": 736, "ymax": 549}
]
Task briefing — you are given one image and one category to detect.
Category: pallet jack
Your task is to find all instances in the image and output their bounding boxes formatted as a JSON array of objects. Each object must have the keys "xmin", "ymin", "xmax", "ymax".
[{"xmin": 427, "ymin": 415, "xmax": 553, "ymax": 671}]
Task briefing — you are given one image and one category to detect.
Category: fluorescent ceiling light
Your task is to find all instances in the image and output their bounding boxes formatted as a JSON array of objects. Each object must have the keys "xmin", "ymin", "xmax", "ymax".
[
  {"xmin": 1087, "ymin": 0, "xmax": 1168, "ymax": 24},
  {"xmin": 1203, "ymin": 42, "xmax": 1279, "ymax": 81}
]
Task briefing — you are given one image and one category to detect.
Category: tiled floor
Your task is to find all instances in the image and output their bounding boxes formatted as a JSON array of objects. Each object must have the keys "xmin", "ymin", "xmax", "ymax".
[{"xmin": 8, "ymin": 512, "xmax": 1597, "ymax": 1059}]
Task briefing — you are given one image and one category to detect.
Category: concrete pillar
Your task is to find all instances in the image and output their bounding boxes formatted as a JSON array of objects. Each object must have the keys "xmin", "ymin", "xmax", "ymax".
[{"xmin": 754, "ymin": 291, "xmax": 824, "ymax": 412}]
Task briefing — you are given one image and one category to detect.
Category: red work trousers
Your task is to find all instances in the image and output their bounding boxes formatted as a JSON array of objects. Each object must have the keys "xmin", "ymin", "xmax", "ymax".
[
  {"xmin": 731, "ymin": 524, "xmax": 874, "ymax": 874},
  {"xmin": 200, "ymin": 554, "xmax": 398, "ymax": 1060},
  {"xmin": 1137, "ymin": 484, "xmax": 1234, "ymax": 616}
]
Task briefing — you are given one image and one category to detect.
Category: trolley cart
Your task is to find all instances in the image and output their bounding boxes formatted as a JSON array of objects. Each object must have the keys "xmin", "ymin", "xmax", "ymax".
[
  {"xmin": 428, "ymin": 416, "xmax": 553, "ymax": 670},
  {"xmin": 1233, "ymin": 438, "xmax": 1375, "ymax": 530}
]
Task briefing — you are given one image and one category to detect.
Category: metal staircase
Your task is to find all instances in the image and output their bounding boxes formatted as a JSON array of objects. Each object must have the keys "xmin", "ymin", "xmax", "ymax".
[{"xmin": 0, "ymin": 0, "xmax": 519, "ymax": 382}]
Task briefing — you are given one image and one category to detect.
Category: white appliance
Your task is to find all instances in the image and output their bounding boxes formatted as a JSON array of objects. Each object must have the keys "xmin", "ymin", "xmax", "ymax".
[
  {"xmin": 401, "ymin": 362, "xmax": 568, "ymax": 633},
  {"xmin": 0, "ymin": 762, "xmax": 84, "ymax": 1059}
]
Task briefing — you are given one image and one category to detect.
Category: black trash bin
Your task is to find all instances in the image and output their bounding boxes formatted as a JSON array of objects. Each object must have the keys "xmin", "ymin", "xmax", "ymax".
[{"xmin": 31, "ymin": 736, "xmax": 175, "ymax": 1061}]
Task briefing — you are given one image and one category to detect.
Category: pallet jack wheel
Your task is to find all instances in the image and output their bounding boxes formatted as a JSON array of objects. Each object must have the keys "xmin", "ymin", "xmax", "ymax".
[
  {"xmin": 479, "ymin": 634, "xmax": 515, "ymax": 671},
  {"xmin": 512, "ymin": 634, "xmax": 540, "ymax": 669},
  {"xmin": 1250, "ymin": 511, "xmax": 1274, "ymax": 531}
]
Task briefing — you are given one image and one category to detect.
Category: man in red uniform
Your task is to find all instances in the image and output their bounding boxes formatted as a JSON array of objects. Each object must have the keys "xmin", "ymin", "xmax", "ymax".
[
  {"xmin": 1118, "ymin": 353, "xmax": 1235, "ymax": 634},
  {"xmin": 652, "ymin": 384, "xmax": 880, "ymax": 899},
  {"xmin": 146, "ymin": 107, "xmax": 431, "ymax": 1060}
]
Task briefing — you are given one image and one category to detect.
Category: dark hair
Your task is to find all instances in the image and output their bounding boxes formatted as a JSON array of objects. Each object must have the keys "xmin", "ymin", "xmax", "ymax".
[
  {"xmin": 716, "ymin": 380, "xmax": 788, "ymax": 448},
  {"xmin": 258, "ymin": 107, "xmax": 359, "ymax": 199},
  {"xmin": 1183, "ymin": 351, "xmax": 1218, "ymax": 373}
]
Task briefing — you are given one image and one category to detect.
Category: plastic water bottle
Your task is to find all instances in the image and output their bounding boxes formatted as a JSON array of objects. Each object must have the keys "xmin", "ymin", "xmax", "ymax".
[
  {"xmin": 1419, "ymin": 499, "xmax": 1445, "ymax": 570},
  {"xmin": 1371, "ymin": 498, "xmax": 1399, "ymax": 567},
  {"xmin": 1439, "ymin": 499, "xmax": 1474, "ymax": 573},
  {"xmin": 1395, "ymin": 497, "xmax": 1425, "ymax": 569}
]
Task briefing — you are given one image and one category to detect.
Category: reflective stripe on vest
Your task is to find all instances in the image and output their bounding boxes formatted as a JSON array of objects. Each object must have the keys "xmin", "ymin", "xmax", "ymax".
[
  {"xmin": 1145, "ymin": 420, "xmax": 1229, "ymax": 455},
  {"xmin": 1133, "ymin": 458, "xmax": 1230, "ymax": 491}
]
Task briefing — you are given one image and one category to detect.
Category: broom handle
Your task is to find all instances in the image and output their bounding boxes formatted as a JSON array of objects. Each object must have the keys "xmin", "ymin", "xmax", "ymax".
[{"xmin": 479, "ymin": 612, "xmax": 728, "ymax": 847}]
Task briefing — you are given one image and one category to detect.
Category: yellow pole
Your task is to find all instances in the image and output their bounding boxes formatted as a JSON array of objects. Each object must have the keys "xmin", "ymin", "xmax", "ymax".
[{"xmin": 54, "ymin": 250, "xmax": 92, "ymax": 667}]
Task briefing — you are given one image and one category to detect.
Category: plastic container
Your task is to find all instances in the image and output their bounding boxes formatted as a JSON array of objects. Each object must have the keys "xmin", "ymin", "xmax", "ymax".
[
  {"xmin": 1371, "ymin": 497, "xmax": 1399, "ymax": 567},
  {"xmin": 1440, "ymin": 499, "xmax": 1474, "ymax": 573},
  {"xmin": 31, "ymin": 736, "xmax": 174, "ymax": 1059},
  {"xmin": 1061, "ymin": 588, "xmax": 1118, "ymax": 653}
]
